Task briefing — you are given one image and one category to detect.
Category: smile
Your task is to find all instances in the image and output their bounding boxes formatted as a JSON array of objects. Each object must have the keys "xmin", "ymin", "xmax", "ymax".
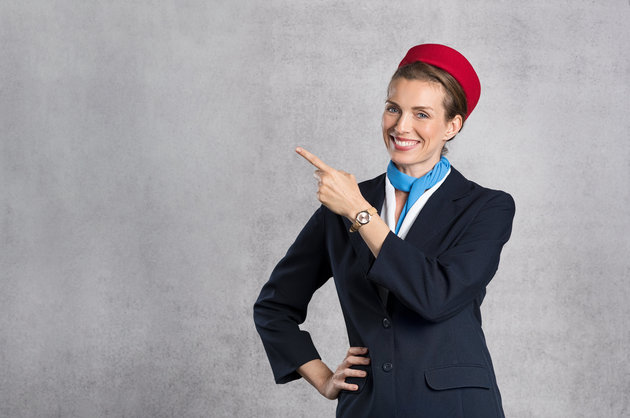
[{"xmin": 391, "ymin": 136, "xmax": 421, "ymax": 150}]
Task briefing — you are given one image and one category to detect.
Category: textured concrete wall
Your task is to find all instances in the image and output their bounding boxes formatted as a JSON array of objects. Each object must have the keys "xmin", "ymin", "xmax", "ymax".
[{"xmin": 1, "ymin": 1, "xmax": 629, "ymax": 417}]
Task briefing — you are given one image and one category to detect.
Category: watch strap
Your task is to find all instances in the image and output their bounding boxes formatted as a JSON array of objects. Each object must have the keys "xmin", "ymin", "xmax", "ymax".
[{"xmin": 349, "ymin": 207, "xmax": 378, "ymax": 233}]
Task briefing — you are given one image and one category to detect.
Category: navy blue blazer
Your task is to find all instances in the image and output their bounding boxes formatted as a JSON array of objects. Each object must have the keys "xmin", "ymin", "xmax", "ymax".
[{"xmin": 254, "ymin": 167, "xmax": 515, "ymax": 418}]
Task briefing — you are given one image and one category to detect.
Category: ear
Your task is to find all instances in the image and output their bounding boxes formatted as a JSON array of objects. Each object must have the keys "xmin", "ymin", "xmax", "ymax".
[{"xmin": 444, "ymin": 115, "xmax": 463, "ymax": 140}]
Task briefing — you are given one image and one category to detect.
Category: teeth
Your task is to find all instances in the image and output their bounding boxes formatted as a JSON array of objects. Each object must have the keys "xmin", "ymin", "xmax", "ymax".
[{"xmin": 393, "ymin": 137, "xmax": 418, "ymax": 147}]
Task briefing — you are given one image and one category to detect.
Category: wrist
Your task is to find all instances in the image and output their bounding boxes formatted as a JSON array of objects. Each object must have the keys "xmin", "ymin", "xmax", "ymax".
[
  {"xmin": 298, "ymin": 360, "xmax": 334, "ymax": 397},
  {"xmin": 315, "ymin": 370, "xmax": 334, "ymax": 397},
  {"xmin": 319, "ymin": 372, "xmax": 338, "ymax": 400},
  {"xmin": 346, "ymin": 199, "xmax": 371, "ymax": 221},
  {"xmin": 348, "ymin": 205, "xmax": 378, "ymax": 233}
]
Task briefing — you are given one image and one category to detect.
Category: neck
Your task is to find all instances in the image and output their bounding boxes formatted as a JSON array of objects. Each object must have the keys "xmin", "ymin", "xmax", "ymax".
[{"xmin": 395, "ymin": 157, "xmax": 442, "ymax": 178}]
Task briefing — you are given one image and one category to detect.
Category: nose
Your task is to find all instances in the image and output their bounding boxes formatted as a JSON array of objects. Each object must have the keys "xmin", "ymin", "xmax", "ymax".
[{"xmin": 394, "ymin": 112, "xmax": 412, "ymax": 134}]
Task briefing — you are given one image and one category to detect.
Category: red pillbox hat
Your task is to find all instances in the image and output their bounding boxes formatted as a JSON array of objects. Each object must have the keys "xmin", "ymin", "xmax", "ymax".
[{"xmin": 398, "ymin": 44, "xmax": 481, "ymax": 118}]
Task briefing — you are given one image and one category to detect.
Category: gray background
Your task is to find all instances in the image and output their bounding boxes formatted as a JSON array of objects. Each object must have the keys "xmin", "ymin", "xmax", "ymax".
[{"xmin": 1, "ymin": 0, "xmax": 629, "ymax": 417}]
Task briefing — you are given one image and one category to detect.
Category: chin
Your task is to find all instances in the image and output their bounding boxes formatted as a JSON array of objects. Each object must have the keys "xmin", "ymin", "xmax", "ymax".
[{"xmin": 389, "ymin": 153, "xmax": 419, "ymax": 167}]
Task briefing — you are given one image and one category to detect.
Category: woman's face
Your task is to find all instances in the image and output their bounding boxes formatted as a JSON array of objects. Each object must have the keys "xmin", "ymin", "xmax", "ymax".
[{"xmin": 382, "ymin": 78, "xmax": 461, "ymax": 177}]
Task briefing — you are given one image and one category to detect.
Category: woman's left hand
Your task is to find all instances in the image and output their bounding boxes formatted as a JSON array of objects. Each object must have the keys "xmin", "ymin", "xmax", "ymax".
[{"xmin": 296, "ymin": 147, "xmax": 369, "ymax": 220}]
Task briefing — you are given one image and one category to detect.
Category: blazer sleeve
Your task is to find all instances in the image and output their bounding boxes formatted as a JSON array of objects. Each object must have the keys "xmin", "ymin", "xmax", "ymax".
[
  {"xmin": 253, "ymin": 206, "xmax": 332, "ymax": 384},
  {"xmin": 367, "ymin": 191, "xmax": 515, "ymax": 323}
]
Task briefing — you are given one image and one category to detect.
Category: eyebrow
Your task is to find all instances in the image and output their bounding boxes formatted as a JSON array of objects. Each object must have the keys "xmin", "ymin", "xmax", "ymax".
[{"xmin": 385, "ymin": 100, "xmax": 434, "ymax": 111}]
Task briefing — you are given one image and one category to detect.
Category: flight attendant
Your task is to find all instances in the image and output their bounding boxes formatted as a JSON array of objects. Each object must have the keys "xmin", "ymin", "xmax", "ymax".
[{"xmin": 254, "ymin": 43, "xmax": 515, "ymax": 417}]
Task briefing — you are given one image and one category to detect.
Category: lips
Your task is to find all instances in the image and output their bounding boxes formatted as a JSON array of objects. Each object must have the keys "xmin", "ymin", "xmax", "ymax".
[{"xmin": 391, "ymin": 135, "xmax": 420, "ymax": 150}]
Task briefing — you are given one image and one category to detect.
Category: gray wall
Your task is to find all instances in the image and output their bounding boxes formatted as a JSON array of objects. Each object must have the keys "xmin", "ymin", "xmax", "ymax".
[{"xmin": 1, "ymin": 1, "xmax": 629, "ymax": 417}]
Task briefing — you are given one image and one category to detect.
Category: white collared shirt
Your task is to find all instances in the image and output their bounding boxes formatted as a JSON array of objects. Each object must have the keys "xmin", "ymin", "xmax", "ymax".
[{"xmin": 380, "ymin": 168, "xmax": 451, "ymax": 240}]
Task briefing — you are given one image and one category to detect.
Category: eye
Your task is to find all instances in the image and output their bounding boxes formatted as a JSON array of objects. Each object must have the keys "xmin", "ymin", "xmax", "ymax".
[
  {"xmin": 416, "ymin": 112, "xmax": 429, "ymax": 119},
  {"xmin": 386, "ymin": 106, "xmax": 399, "ymax": 114}
]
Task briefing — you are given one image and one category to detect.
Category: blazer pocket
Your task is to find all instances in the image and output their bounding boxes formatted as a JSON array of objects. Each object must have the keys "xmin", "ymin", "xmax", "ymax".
[
  {"xmin": 425, "ymin": 364, "xmax": 491, "ymax": 391},
  {"xmin": 343, "ymin": 364, "xmax": 370, "ymax": 394}
]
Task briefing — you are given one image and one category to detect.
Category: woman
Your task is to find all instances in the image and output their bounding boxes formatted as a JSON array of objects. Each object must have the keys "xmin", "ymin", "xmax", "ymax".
[{"xmin": 254, "ymin": 44, "xmax": 515, "ymax": 418}]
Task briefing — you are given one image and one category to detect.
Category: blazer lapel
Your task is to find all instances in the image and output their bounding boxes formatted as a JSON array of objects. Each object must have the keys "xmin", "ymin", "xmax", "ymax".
[
  {"xmin": 404, "ymin": 167, "xmax": 473, "ymax": 249},
  {"xmin": 342, "ymin": 174, "xmax": 386, "ymax": 276},
  {"xmin": 340, "ymin": 169, "xmax": 472, "ymax": 273}
]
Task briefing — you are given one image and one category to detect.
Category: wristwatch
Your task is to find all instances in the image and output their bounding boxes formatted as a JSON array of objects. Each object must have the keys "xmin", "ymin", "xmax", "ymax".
[{"xmin": 349, "ymin": 207, "xmax": 378, "ymax": 233}]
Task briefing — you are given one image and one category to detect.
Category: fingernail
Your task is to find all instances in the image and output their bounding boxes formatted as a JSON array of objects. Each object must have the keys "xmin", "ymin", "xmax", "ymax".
[{"xmin": 353, "ymin": 385, "xmax": 358, "ymax": 390}]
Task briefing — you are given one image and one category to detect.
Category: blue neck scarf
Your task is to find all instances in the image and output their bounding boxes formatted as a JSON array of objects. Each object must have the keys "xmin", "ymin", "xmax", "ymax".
[{"xmin": 387, "ymin": 157, "xmax": 451, "ymax": 234}]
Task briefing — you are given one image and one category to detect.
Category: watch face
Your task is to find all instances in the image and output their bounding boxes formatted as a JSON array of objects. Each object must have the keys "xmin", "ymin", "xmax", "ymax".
[{"xmin": 357, "ymin": 211, "xmax": 371, "ymax": 225}]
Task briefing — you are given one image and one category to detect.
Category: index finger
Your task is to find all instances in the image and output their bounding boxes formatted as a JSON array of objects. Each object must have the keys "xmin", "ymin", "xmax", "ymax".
[
  {"xmin": 296, "ymin": 147, "xmax": 333, "ymax": 171},
  {"xmin": 347, "ymin": 347, "xmax": 368, "ymax": 356}
]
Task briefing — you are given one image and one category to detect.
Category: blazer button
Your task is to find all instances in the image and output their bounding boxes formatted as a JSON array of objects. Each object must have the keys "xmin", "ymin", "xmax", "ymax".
[
  {"xmin": 382, "ymin": 318, "xmax": 391, "ymax": 328},
  {"xmin": 382, "ymin": 362, "xmax": 393, "ymax": 372}
]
